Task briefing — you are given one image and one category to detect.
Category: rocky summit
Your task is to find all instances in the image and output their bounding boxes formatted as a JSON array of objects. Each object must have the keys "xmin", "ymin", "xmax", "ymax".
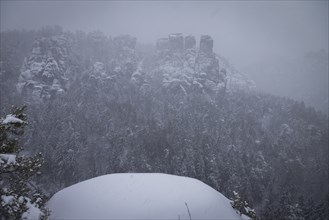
[
  {"xmin": 16, "ymin": 32, "xmax": 252, "ymax": 104},
  {"xmin": 200, "ymin": 35, "xmax": 213, "ymax": 54},
  {"xmin": 184, "ymin": 35, "xmax": 196, "ymax": 50},
  {"xmin": 154, "ymin": 33, "xmax": 226, "ymax": 100}
]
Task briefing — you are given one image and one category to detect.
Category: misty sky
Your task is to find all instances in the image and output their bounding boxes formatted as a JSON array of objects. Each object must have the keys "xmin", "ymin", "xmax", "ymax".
[{"xmin": 1, "ymin": 1, "xmax": 328, "ymax": 69}]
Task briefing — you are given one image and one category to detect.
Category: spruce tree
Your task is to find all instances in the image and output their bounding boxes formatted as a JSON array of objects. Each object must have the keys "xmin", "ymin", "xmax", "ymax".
[{"xmin": 0, "ymin": 106, "xmax": 48, "ymax": 219}]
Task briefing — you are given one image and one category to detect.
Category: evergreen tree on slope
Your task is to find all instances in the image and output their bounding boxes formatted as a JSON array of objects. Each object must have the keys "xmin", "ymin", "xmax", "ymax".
[{"xmin": 0, "ymin": 106, "xmax": 48, "ymax": 219}]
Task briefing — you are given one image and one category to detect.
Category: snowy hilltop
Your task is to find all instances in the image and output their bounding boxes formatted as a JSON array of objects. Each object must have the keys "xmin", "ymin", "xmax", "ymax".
[{"xmin": 47, "ymin": 173, "xmax": 249, "ymax": 219}]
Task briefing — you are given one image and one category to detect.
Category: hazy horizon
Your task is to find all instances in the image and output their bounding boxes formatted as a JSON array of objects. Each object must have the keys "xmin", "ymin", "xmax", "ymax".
[{"xmin": 1, "ymin": 1, "xmax": 328, "ymax": 63}]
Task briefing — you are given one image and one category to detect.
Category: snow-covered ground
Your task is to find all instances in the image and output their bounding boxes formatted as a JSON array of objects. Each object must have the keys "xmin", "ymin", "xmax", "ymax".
[{"xmin": 47, "ymin": 173, "xmax": 246, "ymax": 219}]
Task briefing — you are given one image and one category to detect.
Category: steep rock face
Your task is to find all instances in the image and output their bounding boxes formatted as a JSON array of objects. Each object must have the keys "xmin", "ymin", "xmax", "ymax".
[
  {"xmin": 200, "ymin": 35, "xmax": 213, "ymax": 54},
  {"xmin": 153, "ymin": 34, "xmax": 226, "ymax": 102},
  {"xmin": 16, "ymin": 35, "xmax": 71, "ymax": 103},
  {"xmin": 184, "ymin": 35, "xmax": 196, "ymax": 50},
  {"xmin": 195, "ymin": 52, "xmax": 225, "ymax": 96},
  {"xmin": 168, "ymin": 33, "xmax": 184, "ymax": 51}
]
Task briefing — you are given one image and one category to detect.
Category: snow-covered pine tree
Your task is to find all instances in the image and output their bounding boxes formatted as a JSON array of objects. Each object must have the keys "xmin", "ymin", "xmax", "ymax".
[
  {"xmin": 231, "ymin": 190, "xmax": 257, "ymax": 219},
  {"xmin": 0, "ymin": 106, "xmax": 48, "ymax": 219}
]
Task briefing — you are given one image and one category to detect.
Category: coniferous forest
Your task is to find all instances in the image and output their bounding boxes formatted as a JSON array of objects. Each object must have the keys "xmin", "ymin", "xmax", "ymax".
[{"xmin": 0, "ymin": 26, "xmax": 328, "ymax": 219}]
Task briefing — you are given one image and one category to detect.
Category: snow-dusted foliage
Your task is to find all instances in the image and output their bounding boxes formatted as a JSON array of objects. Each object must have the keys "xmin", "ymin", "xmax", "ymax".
[
  {"xmin": 0, "ymin": 106, "xmax": 48, "ymax": 220},
  {"xmin": 231, "ymin": 191, "xmax": 256, "ymax": 219}
]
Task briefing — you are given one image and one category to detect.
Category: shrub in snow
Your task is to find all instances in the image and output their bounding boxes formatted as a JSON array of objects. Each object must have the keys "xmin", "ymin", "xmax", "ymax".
[
  {"xmin": 231, "ymin": 191, "xmax": 256, "ymax": 219},
  {"xmin": 0, "ymin": 106, "xmax": 48, "ymax": 220}
]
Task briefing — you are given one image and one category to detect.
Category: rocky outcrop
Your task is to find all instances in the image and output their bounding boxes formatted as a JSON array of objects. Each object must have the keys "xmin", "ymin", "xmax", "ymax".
[
  {"xmin": 200, "ymin": 35, "xmax": 213, "ymax": 54},
  {"xmin": 184, "ymin": 35, "xmax": 196, "ymax": 50},
  {"xmin": 152, "ymin": 32, "xmax": 254, "ymax": 95},
  {"xmin": 168, "ymin": 33, "xmax": 184, "ymax": 51},
  {"xmin": 153, "ymin": 34, "xmax": 227, "ymax": 100},
  {"xmin": 156, "ymin": 34, "xmax": 213, "ymax": 54},
  {"xmin": 16, "ymin": 35, "xmax": 71, "ymax": 103}
]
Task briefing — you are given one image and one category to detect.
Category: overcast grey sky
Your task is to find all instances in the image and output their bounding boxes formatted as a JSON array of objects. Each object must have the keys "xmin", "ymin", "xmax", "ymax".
[{"xmin": 1, "ymin": 1, "xmax": 328, "ymax": 68}]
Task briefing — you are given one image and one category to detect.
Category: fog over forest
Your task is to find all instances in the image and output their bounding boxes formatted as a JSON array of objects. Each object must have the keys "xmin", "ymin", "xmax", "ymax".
[
  {"xmin": 0, "ymin": 1, "xmax": 328, "ymax": 220},
  {"xmin": 1, "ymin": 1, "xmax": 328, "ymax": 113}
]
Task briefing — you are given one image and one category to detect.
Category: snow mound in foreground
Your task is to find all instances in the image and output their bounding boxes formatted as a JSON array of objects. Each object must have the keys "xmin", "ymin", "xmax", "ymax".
[{"xmin": 47, "ymin": 173, "xmax": 245, "ymax": 219}]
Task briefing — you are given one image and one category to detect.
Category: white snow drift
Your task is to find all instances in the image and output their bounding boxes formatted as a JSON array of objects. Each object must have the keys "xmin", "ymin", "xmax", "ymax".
[{"xmin": 47, "ymin": 173, "xmax": 246, "ymax": 219}]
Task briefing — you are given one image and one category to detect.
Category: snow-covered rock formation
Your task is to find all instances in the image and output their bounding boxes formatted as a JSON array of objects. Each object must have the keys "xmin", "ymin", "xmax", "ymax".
[
  {"xmin": 151, "ymin": 33, "xmax": 255, "ymax": 102},
  {"xmin": 47, "ymin": 173, "xmax": 248, "ymax": 219},
  {"xmin": 16, "ymin": 32, "xmax": 253, "ymax": 104},
  {"xmin": 152, "ymin": 34, "xmax": 227, "ymax": 102},
  {"xmin": 16, "ymin": 35, "xmax": 71, "ymax": 103}
]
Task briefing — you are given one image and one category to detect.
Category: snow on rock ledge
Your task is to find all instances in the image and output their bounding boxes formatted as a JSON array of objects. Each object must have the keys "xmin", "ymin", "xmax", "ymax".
[{"xmin": 47, "ymin": 173, "xmax": 245, "ymax": 220}]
